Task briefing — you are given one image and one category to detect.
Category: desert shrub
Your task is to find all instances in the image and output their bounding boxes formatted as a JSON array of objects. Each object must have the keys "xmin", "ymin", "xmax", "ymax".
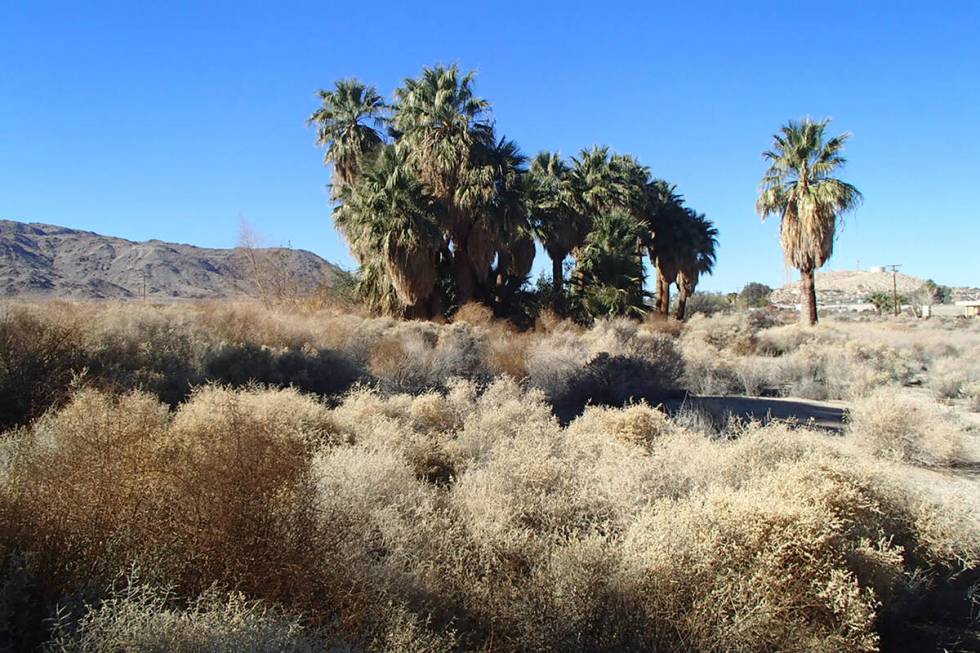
[
  {"xmin": 451, "ymin": 302, "xmax": 494, "ymax": 327},
  {"xmin": 368, "ymin": 324, "xmax": 489, "ymax": 394},
  {"xmin": 552, "ymin": 353, "xmax": 683, "ymax": 422},
  {"xmin": 483, "ymin": 329, "xmax": 531, "ymax": 380},
  {"xmin": 846, "ymin": 387, "xmax": 966, "ymax": 466},
  {"xmin": 3, "ymin": 302, "xmax": 980, "ymax": 651},
  {"xmin": 46, "ymin": 582, "xmax": 323, "ymax": 653},
  {"xmin": 679, "ymin": 346, "xmax": 740, "ymax": 395},
  {"xmin": 0, "ymin": 387, "xmax": 369, "ymax": 645},
  {"xmin": 202, "ymin": 343, "xmax": 362, "ymax": 397},
  {"xmin": 565, "ymin": 403, "xmax": 670, "ymax": 452},
  {"xmin": 964, "ymin": 381, "xmax": 980, "ymax": 412},
  {"xmin": 926, "ymin": 357, "xmax": 977, "ymax": 403},
  {"xmin": 754, "ymin": 321, "xmax": 827, "ymax": 356},
  {"xmin": 529, "ymin": 319, "xmax": 685, "ymax": 421},
  {"xmin": 680, "ymin": 291, "xmax": 733, "ymax": 317},
  {"xmin": 0, "ymin": 305, "xmax": 85, "ymax": 429},
  {"xmin": 682, "ymin": 312, "xmax": 767, "ymax": 355},
  {"xmin": 737, "ymin": 282, "xmax": 773, "ymax": 309},
  {"xmin": 193, "ymin": 302, "xmax": 319, "ymax": 349},
  {"xmin": 621, "ymin": 460, "xmax": 887, "ymax": 652},
  {"xmin": 82, "ymin": 306, "xmax": 211, "ymax": 405}
]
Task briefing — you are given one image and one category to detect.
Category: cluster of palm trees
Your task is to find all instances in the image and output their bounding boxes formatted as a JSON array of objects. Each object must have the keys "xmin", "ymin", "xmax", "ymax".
[{"xmin": 310, "ymin": 64, "xmax": 718, "ymax": 321}]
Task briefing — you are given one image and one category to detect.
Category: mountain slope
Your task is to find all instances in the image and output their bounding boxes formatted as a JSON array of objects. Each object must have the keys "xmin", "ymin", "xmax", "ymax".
[{"xmin": 0, "ymin": 220, "xmax": 341, "ymax": 299}]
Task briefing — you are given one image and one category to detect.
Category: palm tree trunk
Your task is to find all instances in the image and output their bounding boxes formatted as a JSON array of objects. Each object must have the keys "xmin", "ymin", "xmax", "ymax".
[
  {"xmin": 657, "ymin": 271, "xmax": 670, "ymax": 316},
  {"xmin": 452, "ymin": 247, "xmax": 476, "ymax": 306},
  {"xmin": 551, "ymin": 256, "xmax": 564, "ymax": 313},
  {"xmin": 801, "ymin": 267, "xmax": 818, "ymax": 325},
  {"xmin": 675, "ymin": 283, "xmax": 689, "ymax": 320}
]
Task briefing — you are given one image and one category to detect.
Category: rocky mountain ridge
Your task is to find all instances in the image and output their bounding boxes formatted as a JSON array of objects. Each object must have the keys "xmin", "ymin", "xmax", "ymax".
[{"xmin": 0, "ymin": 219, "xmax": 341, "ymax": 300}]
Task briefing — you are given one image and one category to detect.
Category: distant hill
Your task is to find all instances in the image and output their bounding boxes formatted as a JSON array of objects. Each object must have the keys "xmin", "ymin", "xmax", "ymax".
[
  {"xmin": 771, "ymin": 269, "xmax": 980, "ymax": 306},
  {"xmin": 0, "ymin": 219, "xmax": 342, "ymax": 300}
]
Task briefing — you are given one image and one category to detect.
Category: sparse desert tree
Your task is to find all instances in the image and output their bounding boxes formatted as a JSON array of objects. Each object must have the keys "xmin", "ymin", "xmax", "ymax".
[
  {"xmin": 757, "ymin": 118, "xmax": 862, "ymax": 324},
  {"xmin": 307, "ymin": 78, "xmax": 386, "ymax": 193},
  {"xmin": 237, "ymin": 221, "xmax": 301, "ymax": 307}
]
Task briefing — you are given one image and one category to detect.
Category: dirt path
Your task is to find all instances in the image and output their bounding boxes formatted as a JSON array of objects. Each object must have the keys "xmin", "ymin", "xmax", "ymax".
[{"xmin": 666, "ymin": 394, "xmax": 849, "ymax": 431}]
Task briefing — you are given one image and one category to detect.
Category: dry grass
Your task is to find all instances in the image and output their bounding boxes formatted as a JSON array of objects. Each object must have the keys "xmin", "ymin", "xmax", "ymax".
[{"xmin": 2, "ymin": 300, "xmax": 979, "ymax": 651}]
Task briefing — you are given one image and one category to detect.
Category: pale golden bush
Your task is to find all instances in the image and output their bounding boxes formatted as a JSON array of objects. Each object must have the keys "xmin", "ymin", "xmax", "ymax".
[
  {"xmin": 847, "ymin": 387, "xmax": 967, "ymax": 466},
  {"xmin": 619, "ymin": 460, "xmax": 887, "ymax": 653},
  {"xmin": 46, "ymin": 583, "xmax": 323, "ymax": 653},
  {"xmin": 566, "ymin": 403, "xmax": 670, "ymax": 451},
  {"xmin": 964, "ymin": 381, "xmax": 980, "ymax": 412}
]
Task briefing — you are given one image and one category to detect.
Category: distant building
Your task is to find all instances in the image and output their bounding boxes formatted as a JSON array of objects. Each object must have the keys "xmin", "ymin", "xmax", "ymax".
[
  {"xmin": 922, "ymin": 301, "xmax": 980, "ymax": 318},
  {"xmin": 956, "ymin": 300, "xmax": 980, "ymax": 317}
]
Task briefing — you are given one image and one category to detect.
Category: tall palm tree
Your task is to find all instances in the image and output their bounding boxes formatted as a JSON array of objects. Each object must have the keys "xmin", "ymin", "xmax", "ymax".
[
  {"xmin": 308, "ymin": 79, "xmax": 386, "ymax": 193},
  {"xmin": 566, "ymin": 146, "xmax": 625, "ymax": 297},
  {"xmin": 757, "ymin": 118, "xmax": 862, "ymax": 324},
  {"xmin": 391, "ymin": 64, "xmax": 495, "ymax": 304},
  {"xmin": 528, "ymin": 151, "xmax": 580, "ymax": 310},
  {"xmin": 645, "ymin": 181, "xmax": 687, "ymax": 316},
  {"xmin": 476, "ymin": 136, "xmax": 533, "ymax": 313},
  {"xmin": 674, "ymin": 211, "xmax": 719, "ymax": 320},
  {"xmin": 333, "ymin": 145, "xmax": 444, "ymax": 318}
]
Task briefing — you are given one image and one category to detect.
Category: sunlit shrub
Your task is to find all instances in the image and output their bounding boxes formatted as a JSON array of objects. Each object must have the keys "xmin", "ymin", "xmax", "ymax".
[{"xmin": 847, "ymin": 387, "xmax": 966, "ymax": 466}]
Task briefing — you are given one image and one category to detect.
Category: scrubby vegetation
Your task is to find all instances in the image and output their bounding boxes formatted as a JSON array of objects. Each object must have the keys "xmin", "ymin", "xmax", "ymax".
[{"xmin": 1, "ymin": 300, "xmax": 979, "ymax": 651}]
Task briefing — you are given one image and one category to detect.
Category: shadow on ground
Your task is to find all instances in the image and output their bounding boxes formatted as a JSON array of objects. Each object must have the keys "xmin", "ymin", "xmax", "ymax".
[{"xmin": 665, "ymin": 395, "xmax": 849, "ymax": 432}]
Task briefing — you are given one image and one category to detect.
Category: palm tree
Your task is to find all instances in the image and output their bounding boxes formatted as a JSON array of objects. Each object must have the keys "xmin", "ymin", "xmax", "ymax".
[
  {"xmin": 569, "ymin": 146, "xmax": 628, "ymax": 218},
  {"xmin": 571, "ymin": 211, "xmax": 648, "ymax": 319},
  {"xmin": 674, "ymin": 211, "xmax": 719, "ymax": 320},
  {"xmin": 333, "ymin": 145, "xmax": 444, "ymax": 318},
  {"xmin": 527, "ymin": 151, "xmax": 580, "ymax": 311},
  {"xmin": 645, "ymin": 181, "xmax": 687, "ymax": 317},
  {"xmin": 757, "ymin": 118, "xmax": 862, "ymax": 324},
  {"xmin": 476, "ymin": 136, "xmax": 533, "ymax": 313},
  {"xmin": 391, "ymin": 64, "xmax": 496, "ymax": 304},
  {"xmin": 308, "ymin": 79, "xmax": 386, "ymax": 193},
  {"xmin": 566, "ymin": 146, "xmax": 626, "ymax": 298}
]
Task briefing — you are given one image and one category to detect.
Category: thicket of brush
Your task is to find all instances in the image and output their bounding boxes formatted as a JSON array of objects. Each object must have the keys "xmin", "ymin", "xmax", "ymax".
[{"xmin": 1, "ymin": 300, "xmax": 978, "ymax": 651}]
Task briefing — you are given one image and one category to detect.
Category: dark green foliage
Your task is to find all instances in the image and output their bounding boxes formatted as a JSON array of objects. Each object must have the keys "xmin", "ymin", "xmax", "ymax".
[
  {"xmin": 867, "ymin": 292, "xmax": 908, "ymax": 315},
  {"xmin": 570, "ymin": 212, "xmax": 649, "ymax": 321},
  {"xmin": 738, "ymin": 282, "xmax": 773, "ymax": 308},
  {"xmin": 919, "ymin": 279, "xmax": 952, "ymax": 305}
]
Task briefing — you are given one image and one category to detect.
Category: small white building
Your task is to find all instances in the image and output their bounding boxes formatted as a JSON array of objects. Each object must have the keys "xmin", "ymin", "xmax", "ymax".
[
  {"xmin": 956, "ymin": 300, "xmax": 980, "ymax": 317},
  {"xmin": 922, "ymin": 301, "xmax": 980, "ymax": 318}
]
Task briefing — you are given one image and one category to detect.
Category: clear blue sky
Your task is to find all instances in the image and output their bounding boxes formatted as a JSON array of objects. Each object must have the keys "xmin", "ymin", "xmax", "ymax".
[{"xmin": 2, "ymin": 1, "xmax": 978, "ymax": 291}]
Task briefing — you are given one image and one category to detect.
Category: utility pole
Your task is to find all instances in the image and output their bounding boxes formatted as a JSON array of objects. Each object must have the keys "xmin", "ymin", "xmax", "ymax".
[{"xmin": 884, "ymin": 264, "xmax": 902, "ymax": 316}]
